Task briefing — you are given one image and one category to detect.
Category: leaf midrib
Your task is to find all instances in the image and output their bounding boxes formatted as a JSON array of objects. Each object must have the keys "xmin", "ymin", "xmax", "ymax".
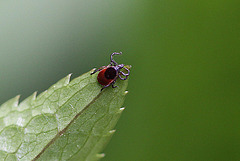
[{"xmin": 33, "ymin": 89, "xmax": 102, "ymax": 160}]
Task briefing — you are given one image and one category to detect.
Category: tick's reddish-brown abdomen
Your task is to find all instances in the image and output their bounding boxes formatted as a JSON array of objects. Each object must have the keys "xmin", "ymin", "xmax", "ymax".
[{"xmin": 97, "ymin": 68, "xmax": 115, "ymax": 85}]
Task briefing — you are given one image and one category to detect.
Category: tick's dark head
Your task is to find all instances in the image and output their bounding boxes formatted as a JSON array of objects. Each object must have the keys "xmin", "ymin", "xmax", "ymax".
[{"xmin": 104, "ymin": 67, "xmax": 117, "ymax": 79}]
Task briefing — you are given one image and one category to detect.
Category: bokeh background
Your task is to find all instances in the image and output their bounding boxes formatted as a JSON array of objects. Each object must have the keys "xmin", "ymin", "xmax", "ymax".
[{"xmin": 1, "ymin": 1, "xmax": 240, "ymax": 161}]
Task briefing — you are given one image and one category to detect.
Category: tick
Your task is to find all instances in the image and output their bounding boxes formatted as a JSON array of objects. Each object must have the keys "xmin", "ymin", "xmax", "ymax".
[{"xmin": 91, "ymin": 52, "xmax": 130, "ymax": 91}]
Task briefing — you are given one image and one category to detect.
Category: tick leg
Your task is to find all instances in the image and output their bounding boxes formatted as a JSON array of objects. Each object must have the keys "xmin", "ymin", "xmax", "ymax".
[
  {"xmin": 111, "ymin": 80, "xmax": 118, "ymax": 88},
  {"xmin": 119, "ymin": 74, "xmax": 128, "ymax": 80},
  {"xmin": 110, "ymin": 52, "xmax": 122, "ymax": 66},
  {"xmin": 91, "ymin": 66, "xmax": 106, "ymax": 75},
  {"xmin": 101, "ymin": 80, "xmax": 118, "ymax": 91},
  {"xmin": 119, "ymin": 68, "xmax": 130, "ymax": 80},
  {"xmin": 122, "ymin": 67, "xmax": 130, "ymax": 76},
  {"xmin": 120, "ymin": 71, "xmax": 129, "ymax": 77},
  {"xmin": 101, "ymin": 83, "xmax": 111, "ymax": 91},
  {"xmin": 119, "ymin": 67, "xmax": 130, "ymax": 80}
]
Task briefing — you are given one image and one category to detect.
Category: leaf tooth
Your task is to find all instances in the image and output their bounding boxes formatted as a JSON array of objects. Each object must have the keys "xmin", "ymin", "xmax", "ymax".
[
  {"xmin": 102, "ymin": 129, "xmax": 116, "ymax": 138},
  {"xmin": 43, "ymin": 74, "xmax": 72, "ymax": 93},
  {"xmin": 96, "ymin": 153, "xmax": 105, "ymax": 158},
  {"xmin": 14, "ymin": 95, "xmax": 20, "ymax": 107},
  {"xmin": 18, "ymin": 92, "xmax": 37, "ymax": 111},
  {"xmin": 64, "ymin": 73, "xmax": 72, "ymax": 85},
  {"xmin": 32, "ymin": 91, "xmax": 37, "ymax": 100},
  {"xmin": 37, "ymin": 89, "xmax": 48, "ymax": 99},
  {"xmin": 119, "ymin": 107, "xmax": 125, "ymax": 113},
  {"xmin": 10, "ymin": 95, "xmax": 20, "ymax": 110},
  {"xmin": 109, "ymin": 129, "xmax": 116, "ymax": 134},
  {"xmin": 54, "ymin": 74, "xmax": 72, "ymax": 88}
]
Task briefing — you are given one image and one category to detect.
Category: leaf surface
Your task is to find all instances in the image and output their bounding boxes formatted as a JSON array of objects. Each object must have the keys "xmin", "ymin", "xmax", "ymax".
[{"xmin": 0, "ymin": 69, "xmax": 128, "ymax": 161}]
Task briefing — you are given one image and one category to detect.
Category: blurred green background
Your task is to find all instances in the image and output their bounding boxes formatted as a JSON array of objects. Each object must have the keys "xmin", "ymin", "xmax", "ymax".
[{"xmin": 1, "ymin": 0, "xmax": 240, "ymax": 161}]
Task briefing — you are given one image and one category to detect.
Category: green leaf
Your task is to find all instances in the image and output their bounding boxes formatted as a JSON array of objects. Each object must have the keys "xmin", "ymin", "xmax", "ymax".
[{"xmin": 0, "ymin": 69, "xmax": 129, "ymax": 161}]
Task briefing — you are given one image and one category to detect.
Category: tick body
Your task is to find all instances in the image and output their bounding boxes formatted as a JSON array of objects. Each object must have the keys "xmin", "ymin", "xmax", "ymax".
[
  {"xmin": 97, "ymin": 67, "xmax": 117, "ymax": 86},
  {"xmin": 91, "ymin": 52, "xmax": 130, "ymax": 91}
]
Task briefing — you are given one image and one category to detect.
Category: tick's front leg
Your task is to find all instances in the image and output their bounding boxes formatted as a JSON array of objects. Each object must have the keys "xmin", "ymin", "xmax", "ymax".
[{"xmin": 91, "ymin": 66, "xmax": 106, "ymax": 75}]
